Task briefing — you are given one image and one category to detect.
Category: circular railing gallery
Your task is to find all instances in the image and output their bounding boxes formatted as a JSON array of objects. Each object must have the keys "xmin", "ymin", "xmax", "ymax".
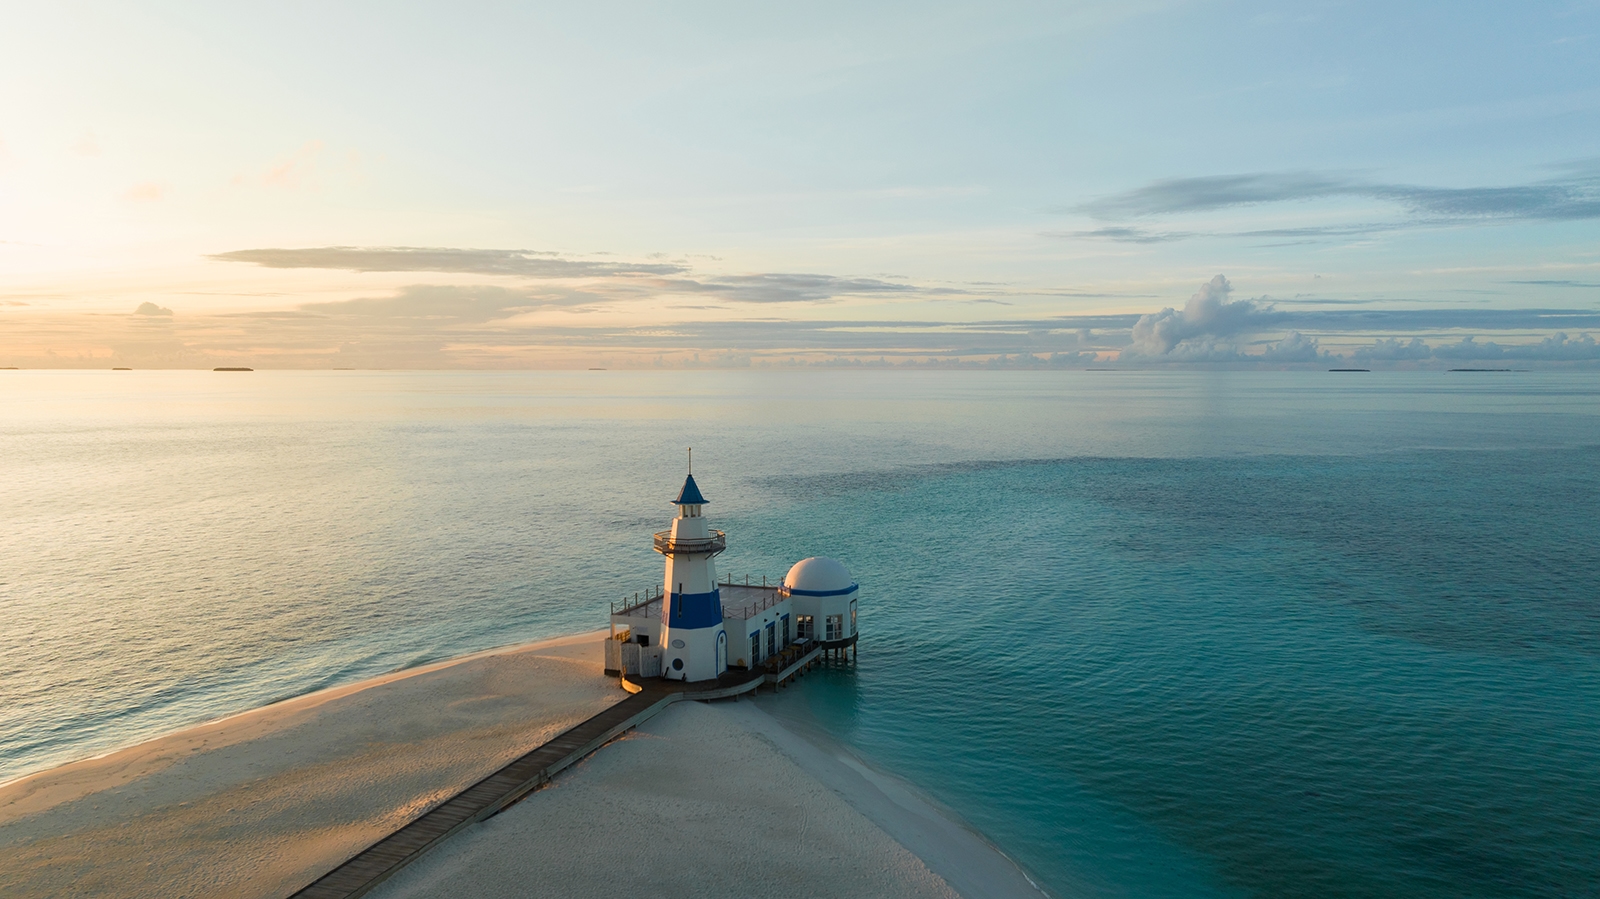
[{"xmin": 652, "ymin": 529, "xmax": 727, "ymax": 555}]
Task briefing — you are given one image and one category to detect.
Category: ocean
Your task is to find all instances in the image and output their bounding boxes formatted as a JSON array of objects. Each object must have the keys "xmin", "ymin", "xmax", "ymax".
[{"xmin": 3, "ymin": 369, "xmax": 1598, "ymax": 898}]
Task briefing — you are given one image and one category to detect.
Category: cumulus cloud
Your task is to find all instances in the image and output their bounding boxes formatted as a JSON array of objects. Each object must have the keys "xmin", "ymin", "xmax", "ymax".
[
  {"xmin": 1259, "ymin": 331, "xmax": 1328, "ymax": 362},
  {"xmin": 1044, "ymin": 306, "xmax": 1600, "ymax": 334},
  {"xmin": 1353, "ymin": 337, "xmax": 1431, "ymax": 361},
  {"xmin": 1432, "ymin": 332, "xmax": 1600, "ymax": 361},
  {"xmin": 211, "ymin": 246, "xmax": 687, "ymax": 278},
  {"xmin": 1127, "ymin": 275, "xmax": 1279, "ymax": 355},
  {"xmin": 133, "ymin": 302, "xmax": 173, "ymax": 316}
]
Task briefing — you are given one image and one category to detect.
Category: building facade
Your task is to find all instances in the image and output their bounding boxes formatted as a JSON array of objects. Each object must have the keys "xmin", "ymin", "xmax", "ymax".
[{"xmin": 607, "ymin": 473, "xmax": 858, "ymax": 682}]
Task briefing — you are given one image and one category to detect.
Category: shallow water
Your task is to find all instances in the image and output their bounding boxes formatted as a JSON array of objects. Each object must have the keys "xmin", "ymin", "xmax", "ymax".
[{"xmin": 3, "ymin": 370, "xmax": 1598, "ymax": 898}]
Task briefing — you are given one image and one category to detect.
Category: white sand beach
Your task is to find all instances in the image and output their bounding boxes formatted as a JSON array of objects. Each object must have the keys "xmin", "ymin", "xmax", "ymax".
[
  {"xmin": 369, "ymin": 699, "xmax": 1047, "ymax": 899},
  {"xmin": 1, "ymin": 631, "xmax": 1046, "ymax": 899},
  {"xmin": 0, "ymin": 631, "xmax": 622, "ymax": 899}
]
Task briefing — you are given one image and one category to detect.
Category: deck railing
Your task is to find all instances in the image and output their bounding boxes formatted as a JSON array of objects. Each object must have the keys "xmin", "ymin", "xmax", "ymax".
[
  {"xmin": 721, "ymin": 589, "xmax": 786, "ymax": 620},
  {"xmin": 760, "ymin": 638, "xmax": 812, "ymax": 672},
  {"xmin": 611, "ymin": 586, "xmax": 663, "ymax": 616},
  {"xmin": 719, "ymin": 573, "xmax": 779, "ymax": 590},
  {"xmin": 612, "ymin": 573, "xmax": 779, "ymax": 619}
]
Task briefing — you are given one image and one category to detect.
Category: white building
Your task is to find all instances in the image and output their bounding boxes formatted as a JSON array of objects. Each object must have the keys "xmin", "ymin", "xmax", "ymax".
[{"xmin": 607, "ymin": 472, "xmax": 859, "ymax": 683}]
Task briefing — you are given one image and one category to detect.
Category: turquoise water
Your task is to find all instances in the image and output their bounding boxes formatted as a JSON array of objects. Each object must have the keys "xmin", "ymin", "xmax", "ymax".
[{"xmin": 3, "ymin": 370, "xmax": 1598, "ymax": 897}]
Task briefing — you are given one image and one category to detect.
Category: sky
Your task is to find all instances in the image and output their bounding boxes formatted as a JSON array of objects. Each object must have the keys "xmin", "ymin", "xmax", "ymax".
[{"xmin": 3, "ymin": 0, "xmax": 1599, "ymax": 368}]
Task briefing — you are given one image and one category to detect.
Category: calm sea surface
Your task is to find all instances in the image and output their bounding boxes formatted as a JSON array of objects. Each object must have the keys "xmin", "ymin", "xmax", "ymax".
[{"xmin": 4, "ymin": 370, "xmax": 1598, "ymax": 898}]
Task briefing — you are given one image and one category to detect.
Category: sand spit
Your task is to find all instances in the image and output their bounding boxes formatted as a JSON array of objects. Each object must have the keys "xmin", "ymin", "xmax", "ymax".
[
  {"xmin": 0, "ymin": 631, "xmax": 621, "ymax": 899},
  {"xmin": 369, "ymin": 699, "xmax": 1047, "ymax": 899}
]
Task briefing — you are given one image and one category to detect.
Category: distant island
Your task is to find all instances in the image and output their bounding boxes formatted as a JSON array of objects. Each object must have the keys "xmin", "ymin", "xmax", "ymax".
[
  {"xmin": 213, "ymin": 367, "xmax": 254, "ymax": 372},
  {"xmin": 1328, "ymin": 368, "xmax": 1370, "ymax": 372}
]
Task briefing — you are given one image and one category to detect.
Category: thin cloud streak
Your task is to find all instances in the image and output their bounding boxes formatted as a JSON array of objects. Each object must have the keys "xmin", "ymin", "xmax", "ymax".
[
  {"xmin": 652, "ymin": 273, "xmax": 923, "ymax": 303},
  {"xmin": 1080, "ymin": 168, "xmax": 1600, "ymax": 221},
  {"xmin": 212, "ymin": 246, "xmax": 947, "ymax": 305},
  {"xmin": 211, "ymin": 246, "xmax": 688, "ymax": 278},
  {"xmin": 1062, "ymin": 167, "xmax": 1600, "ymax": 245},
  {"xmin": 298, "ymin": 284, "xmax": 597, "ymax": 323}
]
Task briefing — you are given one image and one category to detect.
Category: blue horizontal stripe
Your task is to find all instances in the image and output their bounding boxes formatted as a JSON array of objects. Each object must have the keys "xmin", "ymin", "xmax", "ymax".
[
  {"xmin": 784, "ymin": 583, "xmax": 859, "ymax": 597},
  {"xmin": 664, "ymin": 587, "xmax": 723, "ymax": 629}
]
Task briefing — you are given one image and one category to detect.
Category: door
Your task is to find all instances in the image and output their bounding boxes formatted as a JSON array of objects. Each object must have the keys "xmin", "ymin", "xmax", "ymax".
[{"xmin": 716, "ymin": 630, "xmax": 727, "ymax": 674}]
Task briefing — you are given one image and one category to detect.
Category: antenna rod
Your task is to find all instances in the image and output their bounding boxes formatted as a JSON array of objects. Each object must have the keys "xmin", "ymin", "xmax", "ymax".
[{"xmin": 688, "ymin": 447, "xmax": 692, "ymax": 474}]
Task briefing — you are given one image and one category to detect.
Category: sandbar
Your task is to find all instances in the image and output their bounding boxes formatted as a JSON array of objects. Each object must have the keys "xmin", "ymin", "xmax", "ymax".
[
  {"xmin": 369, "ymin": 699, "xmax": 1047, "ymax": 899},
  {"xmin": 2, "ymin": 631, "xmax": 1049, "ymax": 899},
  {"xmin": 0, "ymin": 630, "xmax": 621, "ymax": 899}
]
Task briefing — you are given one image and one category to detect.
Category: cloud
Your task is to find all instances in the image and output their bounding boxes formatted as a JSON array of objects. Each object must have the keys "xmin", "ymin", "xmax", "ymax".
[
  {"xmin": 1275, "ymin": 308, "xmax": 1600, "ymax": 332},
  {"xmin": 1352, "ymin": 337, "xmax": 1431, "ymax": 361},
  {"xmin": 1054, "ymin": 226, "xmax": 1196, "ymax": 243},
  {"xmin": 212, "ymin": 246, "xmax": 688, "ymax": 278},
  {"xmin": 261, "ymin": 140, "xmax": 323, "ymax": 189},
  {"xmin": 298, "ymin": 284, "xmax": 582, "ymax": 323},
  {"xmin": 1232, "ymin": 224, "xmax": 1408, "ymax": 240},
  {"xmin": 72, "ymin": 130, "xmax": 100, "ymax": 157},
  {"xmin": 210, "ymin": 246, "xmax": 972, "ymax": 307},
  {"xmin": 1128, "ymin": 275, "xmax": 1279, "ymax": 355},
  {"xmin": 1259, "ymin": 331, "xmax": 1328, "ymax": 362},
  {"xmin": 133, "ymin": 302, "xmax": 173, "ymax": 316},
  {"xmin": 1084, "ymin": 173, "xmax": 1354, "ymax": 218},
  {"xmin": 657, "ymin": 273, "xmax": 921, "ymax": 303},
  {"xmin": 1503, "ymin": 280, "xmax": 1600, "ymax": 288},
  {"xmin": 1032, "ymin": 306, "xmax": 1600, "ymax": 334},
  {"xmin": 1055, "ymin": 222, "xmax": 1411, "ymax": 244},
  {"xmin": 1431, "ymin": 332, "xmax": 1600, "ymax": 361},
  {"xmin": 122, "ymin": 182, "xmax": 165, "ymax": 202},
  {"xmin": 1079, "ymin": 167, "xmax": 1600, "ymax": 225}
]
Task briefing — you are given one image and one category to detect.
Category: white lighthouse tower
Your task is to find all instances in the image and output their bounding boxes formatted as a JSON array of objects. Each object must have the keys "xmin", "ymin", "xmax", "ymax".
[{"xmin": 655, "ymin": 469, "xmax": 728, "ymax": 682}]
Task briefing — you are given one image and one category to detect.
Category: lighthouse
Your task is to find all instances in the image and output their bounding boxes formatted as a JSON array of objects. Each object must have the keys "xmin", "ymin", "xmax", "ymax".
[{"xmin": 654, "ymin": 470, "xmax": 728, "ymax": 681}]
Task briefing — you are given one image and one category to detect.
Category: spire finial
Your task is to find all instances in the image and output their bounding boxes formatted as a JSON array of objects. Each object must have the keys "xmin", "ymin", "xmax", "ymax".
[{"xmin": 688, "ymin": 447, "xmax": 692, "ymax": 475}]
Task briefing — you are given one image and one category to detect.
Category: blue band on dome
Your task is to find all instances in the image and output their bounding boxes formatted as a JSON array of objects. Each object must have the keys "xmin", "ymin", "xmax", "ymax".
[
  {"xmin": 664, "ymin": 588, "xmax": 723, "ymax": 628},
  {"xmin": 784, "ymin": 583, "xmax": 858, "ymax": 597}
]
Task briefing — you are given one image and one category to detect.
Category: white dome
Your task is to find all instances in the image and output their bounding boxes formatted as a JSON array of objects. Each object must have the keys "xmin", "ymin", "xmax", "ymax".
[{"xmin": 784, "ymin": 556, "xmax": 854, "ymax": 594}]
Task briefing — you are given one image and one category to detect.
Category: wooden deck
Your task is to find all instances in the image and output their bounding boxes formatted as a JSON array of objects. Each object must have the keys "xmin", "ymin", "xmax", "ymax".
[{"xmin": 285, "ymin": 654, "xmax": 824, "ymax": 899}]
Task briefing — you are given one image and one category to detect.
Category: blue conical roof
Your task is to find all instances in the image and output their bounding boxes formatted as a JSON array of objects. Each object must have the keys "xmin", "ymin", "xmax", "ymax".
[{"xmin": 673, "ymin": 473, "xmax": 708, "ymax": 505}]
